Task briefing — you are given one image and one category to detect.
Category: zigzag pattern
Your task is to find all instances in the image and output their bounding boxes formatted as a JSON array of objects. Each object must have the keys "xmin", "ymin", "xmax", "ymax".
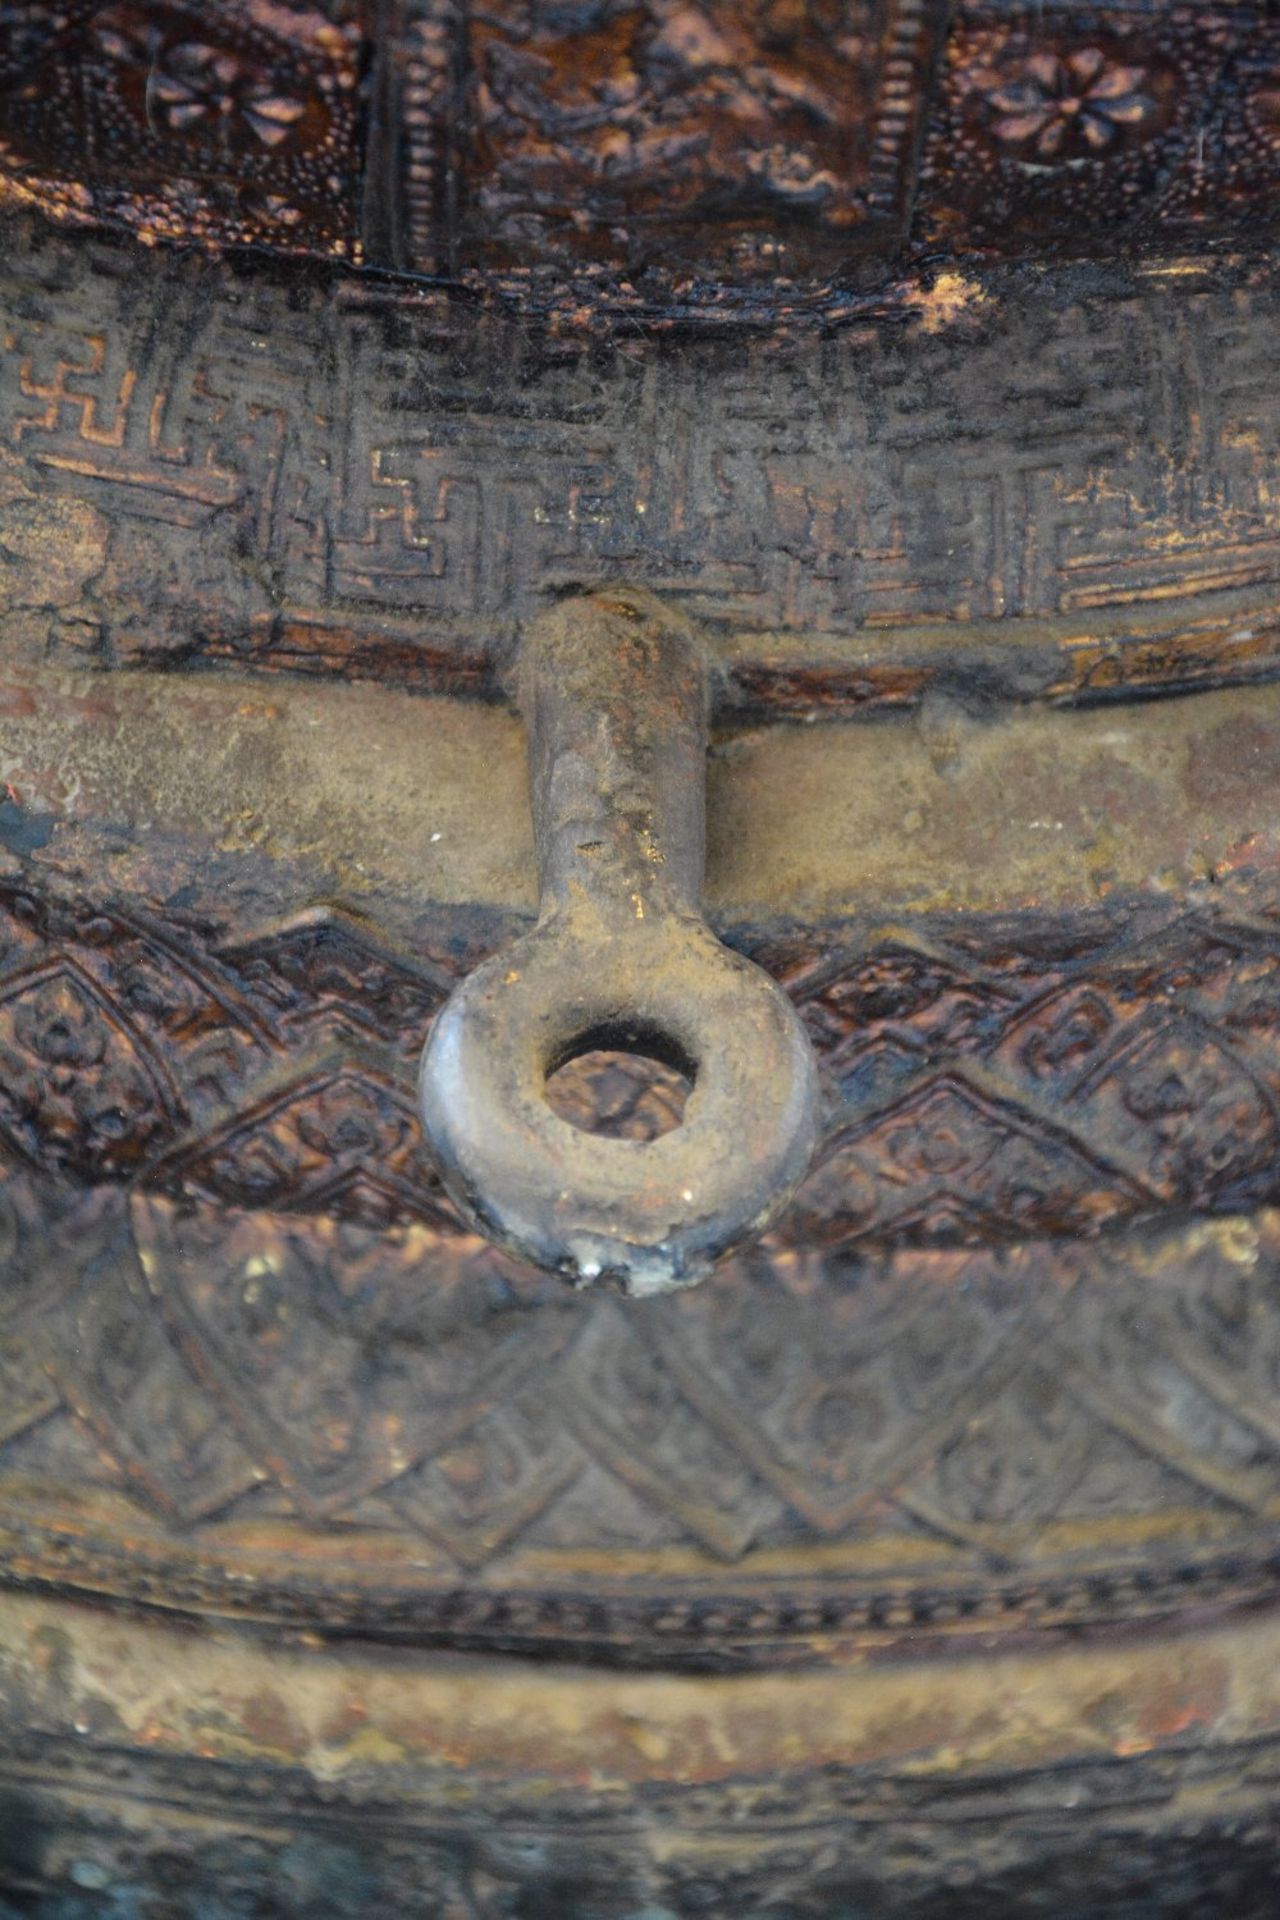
[{"xmin": 3, "ymin": 1187, "xmax": 1280, "ymax": 1595}]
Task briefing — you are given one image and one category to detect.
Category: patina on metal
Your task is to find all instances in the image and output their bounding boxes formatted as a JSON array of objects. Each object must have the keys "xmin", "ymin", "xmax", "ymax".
[
  {"xmin": 419, "ymin": 590, "xmax": 819, "ymax": 1292},
  {"xmin": 4, "ymin": 3, "xmax": 1280, "ymax": 315},
  {"xmin": 8, "ymin": 0, "xmax": 1280, "ymax": 1890}
]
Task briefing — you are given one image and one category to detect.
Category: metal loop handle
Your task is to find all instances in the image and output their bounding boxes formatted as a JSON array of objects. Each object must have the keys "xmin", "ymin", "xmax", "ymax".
[{"xmin": 418, "ymin": 589, "xmax": 819, "ymax": 1294}]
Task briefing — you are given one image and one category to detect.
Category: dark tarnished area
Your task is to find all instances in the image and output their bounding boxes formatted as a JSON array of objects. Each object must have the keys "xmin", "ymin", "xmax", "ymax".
[
  {"xmin": 6, "ymin": 4, "xmax": 1280, "ymax": 1908},
  {"xmin": 5, "ymin": 4, "xmax": 1280, "ymax": 309},
  {"xmin": 6, "ymin": 293, "xmax": 1280, "ymax": 1900},
  {"xmin": 8, "ymin": 225, "xmax": 1280, "ymax": 717},
  {"xmin": 420, "ymin": 590, "xmax": 819, "ymax": 1290},
  {"xmin": 4, "ymin": 667, "xmax": 1280, "ymax": 1673},
  {"xmin": 5, "ymin": 1573, "xmax": 1280, "ymax": 1919},
  {"xmin": 0, "ymin": 2, "xmax": 365, "ymax": 260}
]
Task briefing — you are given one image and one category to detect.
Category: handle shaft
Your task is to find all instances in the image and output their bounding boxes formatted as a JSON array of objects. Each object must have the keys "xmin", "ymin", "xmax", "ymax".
[
  {"xmin": 421, "ymin": 588, "xmax": 819, "ymax": 1292},
  {"xmin": 520, "ymin": 594, "xmax": 708, "ymax": 920}
]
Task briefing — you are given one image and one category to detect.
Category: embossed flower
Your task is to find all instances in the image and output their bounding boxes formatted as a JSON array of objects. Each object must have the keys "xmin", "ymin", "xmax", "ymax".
[
  {"xmin": 93, "ymin": 14, "xmax": 306, "ymax": 151},
  {"xmin": 0, "ymin": 975, "xmax": 164, "ymax": 1176},
  {"xmin": 14, "ymin": 977, "xmax": 108, "ymax": 1070},
  {"xmin": 985, "ymin": 48, "xmax": 1157, "ymax": 160},
  {"xmin": 148, "ymin": 42, "xmax": 306, "ymax": 148}
]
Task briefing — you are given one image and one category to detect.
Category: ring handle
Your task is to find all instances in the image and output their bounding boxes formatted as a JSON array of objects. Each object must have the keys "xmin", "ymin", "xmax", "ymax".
[{"xmin": 418, "ymin": 590, "xmax": 819, "ymax": 1294}]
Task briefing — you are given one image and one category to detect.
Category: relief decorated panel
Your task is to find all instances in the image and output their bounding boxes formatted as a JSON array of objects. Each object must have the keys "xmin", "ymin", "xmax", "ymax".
[
  {"xmin": 5, "ymin": 4, "xmax": 1280, "ymax": 288},
  {"xmin": 917, "ymin": 5, "xmax": 1280, "ymax": 257},
  {"xmin": 5, "ymin": 229, "xmax": 1280, "ymax": 699},
  {"xmin": 443, "ymin": 0, "xmax": 940, "ymax": 282},
  {"xmin": 0, "ymin": 880, "xmax": 1277, "ymax": 1247},
  {"xmin": 6, "ymin": 1171, "xmax": 1280, "ymax": 1648},
  {"xmin": 0, "ymin": 0, "xmax": 365, "ymax": 257},
  {"xmin": 2, "ymin": 870, "xmax": 1280, "ymax": 1645},
  {"xmin": 6, "ymin": 12, "xmax": 1280, "ymax": 1909}
]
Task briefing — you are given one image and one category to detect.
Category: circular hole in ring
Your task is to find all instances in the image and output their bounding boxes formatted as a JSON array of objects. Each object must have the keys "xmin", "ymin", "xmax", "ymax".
[{"xmin": 543, "ymin": 1020, "xmax": 695, "ymax": 1141}]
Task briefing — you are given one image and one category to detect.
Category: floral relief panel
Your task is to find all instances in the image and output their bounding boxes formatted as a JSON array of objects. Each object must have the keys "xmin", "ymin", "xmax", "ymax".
[
  {"xmin": 4, "ymin": 3, "xmax": 1280, "ymax": 280},
  {"xmin": 919, "ymin": 6, "xmax": 1280, "ymax": 254},
  {"xmin": 0, "ymin": 0, "xmax": 365, "ymax": 256}
]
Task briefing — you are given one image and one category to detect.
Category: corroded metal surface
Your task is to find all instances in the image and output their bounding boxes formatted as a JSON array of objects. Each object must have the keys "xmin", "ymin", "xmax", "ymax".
[
  {"xmin": 0, "ymin": 664, "xmax": 1277, "ymax": 1238},
  {"xmin": 0, "ymin": 666, "xmax": 1277, "ymax": 1652},
  {"xmin": 7, "ymin": 227, "xmax": 1280, "ymax": 712},
  {"xmin": 0, "ymin": 2, "xmax": 365, "ymax": 259},
  {"xmin": 5, "ymin": 1587, "xmax": 1280, "ymax": 1917},
  {"xmin": 0, "ymin": 640, "xmax": 1272, "ymax": 1901},
  {"xmin": 3, "ymin": 47, "xmax": 1280, "ymax": 1895},
  {"xmin": 4, "ymin": 4, "xmax": 1280, "ymax": 309},
  {"xmin": 8, "ymin": 1195, "xmax": 1280, "ymax": 1662},
  {"xmin": 420, "ymin": 591, "xmax": 818, "ymax": 1290}
]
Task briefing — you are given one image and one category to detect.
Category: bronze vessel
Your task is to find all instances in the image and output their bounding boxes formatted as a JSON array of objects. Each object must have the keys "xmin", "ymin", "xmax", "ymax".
[{"xmin": 4, "ymin": 4, "xmax": 1280, "ymax": 1914}]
